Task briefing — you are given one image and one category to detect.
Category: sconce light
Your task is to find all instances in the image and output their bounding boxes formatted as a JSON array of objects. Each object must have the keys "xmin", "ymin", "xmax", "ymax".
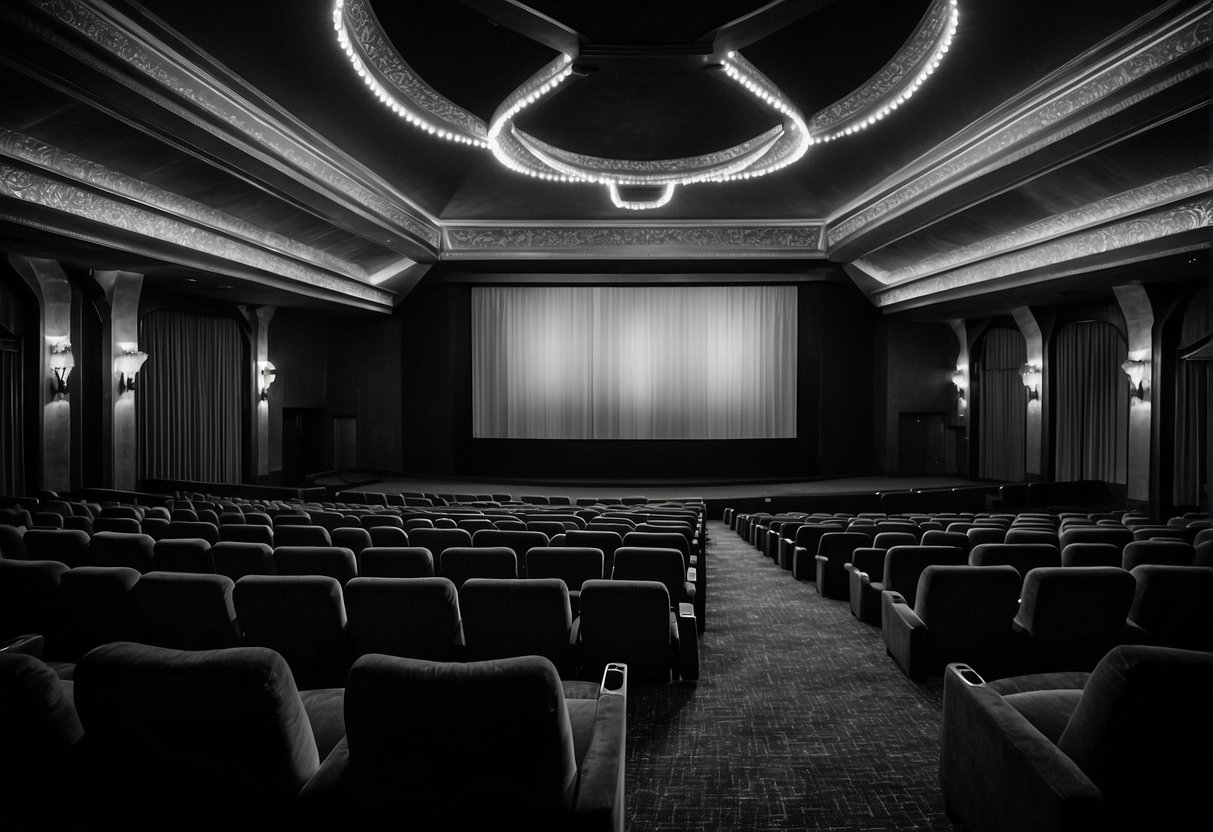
[
  {"xmin": 114, "ymin": 341, "xmax": 149, "ymax": 394},
  {"xmin": 259, "ymin": 360, "xmax": 277, "ymax": 402},
  {"xmin": 47, "ymin": 336, "xmax": 74, "ymax": 400},
  {"xmin": 1121, "ymin": 358, "xmax": 1148, "ymax": 400},
  {"xmin": 950, "ymin": 368, "xmax": 966, "ymax": 399},
  {"xmin": 1020, "ymin": 363, "xmax": 1041, "ymax": 401}
]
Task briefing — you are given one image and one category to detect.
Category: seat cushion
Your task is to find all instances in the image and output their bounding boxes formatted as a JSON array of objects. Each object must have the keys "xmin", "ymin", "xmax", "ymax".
[{"xmin": 1002, "ymin": 689, "xmax": 1084, "ymax": 744}]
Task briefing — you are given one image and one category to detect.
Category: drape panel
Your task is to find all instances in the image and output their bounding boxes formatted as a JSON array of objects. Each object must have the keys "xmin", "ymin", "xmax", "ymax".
[
  {"xmin": 472, "ymin": 285, "xmax": 797, "ymax": 439},
  {"xmin": 139, "ymin": 310, "xmax": 244, "ymax": 483},
  {"xmin": 0, "ymin": 342, "xmax": 22, "ymax": 495},
  {"xmin": 1054, "ymin": 321, "xmax": 1127, "ymax": 483},
  {"xmin": 1174, "ymin": 292, "xmax": 1210, "ymax": 506},
  {"xmin": 977, "ymin": 327, "xmax": 1026, "ymax": 482}
]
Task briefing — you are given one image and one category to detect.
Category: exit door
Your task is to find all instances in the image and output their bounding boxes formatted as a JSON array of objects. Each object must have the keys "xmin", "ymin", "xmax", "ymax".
[{"xmin": 899, "ymin": 412, "xmax": 946, "ymax": 475}]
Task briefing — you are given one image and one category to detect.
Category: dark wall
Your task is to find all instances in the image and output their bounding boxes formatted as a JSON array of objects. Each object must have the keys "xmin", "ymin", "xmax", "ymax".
[
  {"xmin": 873, "ymin": 319, "xmax": 960, "ymax": 474},
  {"xmin": 269, "ymin": 308, "xmax": 403, "ymax": 480},
  {"xmin": 400, "ymin": 278, "xmax": 880, "ymax": 481}
]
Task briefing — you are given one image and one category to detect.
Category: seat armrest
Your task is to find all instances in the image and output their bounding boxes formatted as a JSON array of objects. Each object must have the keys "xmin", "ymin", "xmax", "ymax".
[
  {"xmin": 0, "ymin": 633, "xmax": 45, "ymax": 658},
  {"xmin": 940, "ymin": 664, "xmax": 1107, "ymax": 831},
  {"xmin": 883, "ymin": 592, "xmax": 928, "ymax": 678},
  {"xmin": 686, "ymin": 566, "xmax": 698, "ymax": 584},
  {"xmin": 573, "ymin": 664, "xmax": 629, "ymax": 830},
  {"xmin": 676, "ymin": 603, "xmax": 699, "ymax": 681}
]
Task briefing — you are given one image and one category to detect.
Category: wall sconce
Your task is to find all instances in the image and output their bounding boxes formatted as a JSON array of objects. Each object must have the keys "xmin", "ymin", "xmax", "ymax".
[
  {"xmin": 259, "ymin": 360, "xmax": 277, "ymax": 402},
  {"xmin": 114, "ymin": 341, "xmax": 149, "ymax": 394},
  {"xmin": 47, "ymin": 336, "xmax": 74, "ymax": 400},
  {"xmin": 1121, "ymin": 358, "xmax": 1148, "ymax": 400},
  {"xmin": 950, "ymin": 368, "xmax": 966, "ymax": 399},
  {"xmin": 1020, "ymin": 363, "xmax": 1041, "ymax": 401}
]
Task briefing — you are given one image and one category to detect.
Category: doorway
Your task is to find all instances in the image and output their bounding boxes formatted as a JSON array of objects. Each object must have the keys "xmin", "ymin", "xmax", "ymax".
[
  {"xmin": 899, "ymin": 412, "xmax": 946, "ymax": 475},
  {"xmin": 281, "ymin": 407, "xmax": 325, "ymax": 486}
]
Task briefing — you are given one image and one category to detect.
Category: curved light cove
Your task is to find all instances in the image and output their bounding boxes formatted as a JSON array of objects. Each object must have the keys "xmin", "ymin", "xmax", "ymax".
[{"xmin": 333, "ymin": 0, "xmax": 960, "ymax": 209}]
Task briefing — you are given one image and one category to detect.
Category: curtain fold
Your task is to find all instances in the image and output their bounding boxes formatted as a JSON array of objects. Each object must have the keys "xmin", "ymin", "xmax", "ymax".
[
  {"xmin": 1174, "ymin": 291, "xmax": 1210, "ymax": 506},
  {"xmin": 472, "ymin": 285, "xmax": 797, "ymax": 439},
  {"xmin": 1054, "ymin": 321, "xmax": 1128, "ymax": 483},
  {"xmin": 977, "ymin": 327, "xmax": 1026, "ymax": 481},
  {"xmin": 138, "ymin": 310, "xmax": 244, "ymax": 483},
  {"xmin": 0, "ymin": 341, "xmax": 22, "ymax": 495}
]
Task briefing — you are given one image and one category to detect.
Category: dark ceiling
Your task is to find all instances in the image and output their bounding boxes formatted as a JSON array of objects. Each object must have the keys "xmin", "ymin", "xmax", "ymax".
[{"xmin": 0, "ymin": 0, "xmax": 1207, "ymax": 317}]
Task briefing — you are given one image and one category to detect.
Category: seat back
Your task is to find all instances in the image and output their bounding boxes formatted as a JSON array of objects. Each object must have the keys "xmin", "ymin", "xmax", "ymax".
[
  {"xmin": 211, "ymin": 542, "xmax": 276, "ymax": 581},
  {"xmin": 1058, "ymin": 526, "xmax": 1132, "ymax": 551},
  {"xmin": 1057, "ymin": 644, "xmax": 1212, "ymax": 831},
  {"xmin": 59, "ymin": 566, "xmax": 145, "ymax": 660},
  {"xmin": 562, "ymin": 530, "xmax": 624, "ymax": 576},
  {"xmin": 22, "ymin": 529, "xmax": 90, "ymax": 568},
  {"xmin": 0, "ymin": 559, "xmax": 68, "ymax": 652},
  {"xmin": 440, "ymin": 545, "xmax": 518, "ymax": 589},
  {"xmin": 73, "ymin": 642, "xmax": 321, "ymax": 807},
  {"xmin": 219, "ymin": 523, "xmax": 275, "ymax": 546},
  {"xmin": 525, "ymin": 546, "xmax": 605, "ymax": 590},
  {"xmin": 1127, "ymin": 565, "xmax": 1213, "ymax": 651},
  {"xmin": 1121, "ymin": 539, "xmax": 1195, "ymax": 570},
  {"xmin": 1014, "ymin": 566, "xmax": 1137, "ymax": 672},
  {"xmin": 343, "ymin": 576, "xmax": 463, "ymax": 661},
  {"xmin": 356, "ymin": 546, "xmax": 435, "ymax": 578},
  {"xmin": 86, "ymin": 531, "xmax": 155, "ymax": 573},
  {"xmin": 578, "ymin": 579, "xmax": 672, "ymax": 685},
  {"xmin": 612, "ymin": 546, "xmax": 688, "ymax": 605},
  {"xmin": 872, "ymin": 531, "xmax": 918, "ymax": 551},
  {"xmin": 273, "ymin": 546, "xmax": 358, "ymax": 585},
  {"xmin": 471, "ymin": 530, "xmax": 550, "ymax": 578},
  {"xmin": 331, "ymin": 527, "xmax": 373, "ymax": 556},
  {"xmin": 0, "ymin": 651, "xmax": 84, "ymax": 802},
  {"xmin": 161, "ymin": 521, "xmax": 220, "ymax": 545},
  {"xmin": 459, "ymin": 578, "xmax": 574, "ymax": 674},
  {"xmin": 367, "ymin": 526, "xmax": 409, "ymax": 548},
  {"xmin": 132, "ymin": 571, "xmax": 240, "ymax": 650},
  {"xmin": 968, "ymin": 543, "xmax": 1061, "ymax": 584},
  {"xmin": 1004, "ymin": 528, "xmax": 1060, "ymax": 547},
  {"xmin": 233, "ymin": 575, "xmax": 353, "ymax": 690},
  {"xmin": 965, "ymin": 527, "xmax": 1005, "ymax": 548},
  {"xmin": 409, "ymin": 527, "xmax": 474, "ymax": 561},
  {"xmin": 914, "ymin": 564, "xmax": 1021, "ymax": 663},
  {"xmin": 624, "ymin": 531, "xmax": 690, "ymax": 568},
  {"xmin": 882, "ymin": 545, "xmax": 967, "ymax": 599},
  {"xmin": 1060, "ymin": 542, "xmax": 1122, "ymax": 568},
  {"xmin": 153, "ymin": 538, "xmax": 215, "ymax": 574},
  {"xmin": 273, "ymin": 525, "xmax": 332, "ymax": 548},
  {"xmin": 312, "ymin": 653, "xmax": 577, "ymax": 819}
]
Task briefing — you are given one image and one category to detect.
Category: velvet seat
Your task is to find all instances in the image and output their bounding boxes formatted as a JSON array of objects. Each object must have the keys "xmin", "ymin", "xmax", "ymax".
[
  {"xmin": 355, "ymin": 545, "xmax": 434, "ymax": 577},
  {"xmin": 460, "ymin": 578, "xmax": 576, "ymax": 676},
  {"xmin": 471, "ymin": 529, "xmax": 550, "ymax": 579},
  {"xmin": 882, "ymin": 564, "xmax": 1021, "ymax": 681},
  {"xmin": 343, "ymin": 576, "xmax": 464, "ymax": 661},
  {"xmin": 409, "ymin": 526, "xmax": 474, "ymax": 562},
  {"xmin": 577, "ymin": 578, "xmax": 696, "ymax": 684},
  {"xmin": 86, "ymin": 531, "xmax": 156, "ymax": 572},
  {"xmin": 969, "ymin": 542, "xmax": 1061, "ymax": 586},
  {"xmin": 219, "ymin": 522, "xmax": 276, "ymax": 546},
  {"xmin": 273, "ymin": 525, "xmax": 332, "ymax": 548},
  {"xmin": 153, "ymin": 537, "xmax": 215, "ymax": 573},
  {"xmin": 0, "ymin": 559, "xmax": 71, "ymax": 672},
  {"xmin": 1124, "ymin": 564, "xmax": 1213, "ymax": 651},
  {"xmin": 73, "ymin": 642, "xmax": 336, "ymax": 820},
  {"xmin": 133, "ymin": 571, "xmax": 241, "ymax": 650},
  {"xmin": 1012, "ymin": 566, "xmax": 1136, "ymax": 673},
  {"xmin": 330, "ymin": 526, "xmax": 372, "ymax": 556},
  {"xmin": 212, "ymin": 541, "xmax": 277, "ymax": 580},
  {"xmin": 22, "ymin": 528, "xmax": 90, "ymax": 568},
  {"xmin": 298, "ymin": 653, "xmax": 628, "ymax": 831},
  {"xmin": 563, "ymin": 530, "xmax": 624, "ymax": 578},
  {"xmin": 790, "ymin": 522, "xmax": 845, "ymax": 577},
  {"xmin": 58, "ymin": 566, "xmax": 145, "ymax": 661},
  {"xmin": 860, "ymin": 545, "xmax": 967, "ymax": 627},
  {"xmin": 273, "ymin": 546, "xmax": 358, "ymax": 585},
  {"xmin": 525, "ymin": 546, "xmax": 604, "ymax": 615},
  {"xmin": 940, "ymin": 644, "xmax": 1212, "ymax": 832},
  {"xmin": 1121, "ymin": 539, "xmax": 1196, "ymax": 570},
  {"xmin": 440, "ymin": 545, "xmax": 518, "ymax": 589},
  {"xmin": 161, "ymin": 520, "xmax": 220, "ymax": 546},
  {"xmin": 815, "ymin": 532, "xmax": 872, "ymax": 600},
  {"xmin": 234, "ymin": 575, "xmax": 354, "ymax": 690}
]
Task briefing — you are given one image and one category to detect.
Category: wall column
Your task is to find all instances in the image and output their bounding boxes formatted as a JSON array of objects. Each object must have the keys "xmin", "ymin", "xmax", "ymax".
[
  {"xmin": 94, "ymin": 270, "xmax": 144, "ymax": 491},
  {"xmin": 8, "ymin": 255, "xmax": 74, "ymax": 494},
  {"xmin": 1113, "ymin": 284, "xmax": 1154, "ymax": 506},
  {"xmin": 1012, "ymin": 307, "xmax": 1045, "ymax": 480}
]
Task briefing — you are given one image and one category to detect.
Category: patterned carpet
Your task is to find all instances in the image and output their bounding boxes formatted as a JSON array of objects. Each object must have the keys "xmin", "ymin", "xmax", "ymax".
[{"xmin": 623, "ymin": 521, "xmax": 956, "ymax": 831}]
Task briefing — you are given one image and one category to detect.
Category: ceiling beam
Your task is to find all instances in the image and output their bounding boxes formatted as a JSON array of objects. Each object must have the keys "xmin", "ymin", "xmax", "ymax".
[
  {"xmin": 704, "ymin": 0, "xmax": 842, "ymax": 53},
  {"xmin": 452, "ymin": 0, "xmax": 581, "ymax": 55}
]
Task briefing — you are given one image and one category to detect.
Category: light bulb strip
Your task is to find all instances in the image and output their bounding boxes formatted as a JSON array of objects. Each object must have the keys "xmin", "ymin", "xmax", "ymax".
[
  {"xmin": 332, "ymin": 0, "xmax": 488, "ymax": 147},
  {"xmin": 808, "ymin": 0, "xmax": 959, "ymax": 143},
  {"xmin": 608, "ymin": 183, "xmax": 677, "ymax": 210}
]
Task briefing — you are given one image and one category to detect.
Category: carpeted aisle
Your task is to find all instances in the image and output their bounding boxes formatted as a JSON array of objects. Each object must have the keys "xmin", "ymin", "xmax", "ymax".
[{"xmin": 623, "ymin": 520, "xmax": 956, "ymax": 831}]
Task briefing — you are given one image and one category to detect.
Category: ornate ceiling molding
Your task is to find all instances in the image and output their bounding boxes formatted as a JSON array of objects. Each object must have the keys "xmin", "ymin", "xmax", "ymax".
[
  {"xmin": 442, "ymin": 223, "xmax": 825, "ymax": 259},
  {"xmin": 872, "ymin": 195, "xmax": 1212, "ymax": 308},
  {"xmin": 826, "ymin": 4, "xmax": 1211, "ymax": 250},
  {"xmin": 861, "ymin": 166, "xmax": 1212, "ymax": 285},
  {"xmin": 334, "ymin": 0, "xmax": 957, "ymax": 210},
  {"xmin": 16, "ymin": 0, "xmax": 441, "ymax": 251},
  {"xmin": 0, "ymin": 129, "xmax": 373, "ymax": 284},
  {"xmin": 0, "ymin": 160, "xmax": 394, "ymax": 308}
]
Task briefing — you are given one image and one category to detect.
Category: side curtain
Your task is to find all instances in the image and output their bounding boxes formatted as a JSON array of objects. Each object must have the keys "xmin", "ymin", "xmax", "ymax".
[
  {"xmin": 977, "ymin": 327, "xmax": 1026, "ymax": 481},
  {"xmin": 138, "ymin": 309, "xmax": 244, "ymax": 483},
  {"xmin": 1174, "ymin": 289, "xmax": 1210, "ymax": 506},
  {"xmin": 0, "ymin": 339, "xmax": 22, "ymax": 495},
  {"xmin": 1053, "ymin": 321, "xmax": 1128, "ymax": 483}
]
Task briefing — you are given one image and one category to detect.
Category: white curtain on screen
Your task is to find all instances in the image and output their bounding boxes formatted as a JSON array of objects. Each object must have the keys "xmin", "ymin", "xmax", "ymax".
[{"xmin": 472, "ymin": 285, "xmax": 797, "ymax": 439}]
